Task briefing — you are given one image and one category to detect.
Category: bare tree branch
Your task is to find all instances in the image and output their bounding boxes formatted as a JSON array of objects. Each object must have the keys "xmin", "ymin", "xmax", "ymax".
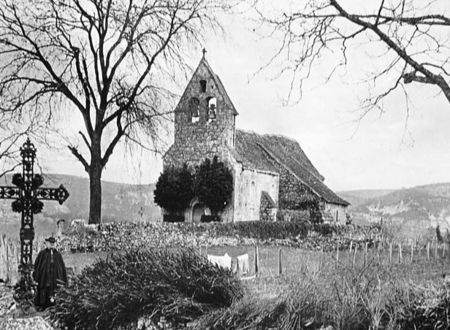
[
  {"xmin": 0, "ymin": 0, "xmax": 234, "ymax": 223},
  {"xmin": 257, "ymin": 0, "xmax": 450, "ymax": 109}
]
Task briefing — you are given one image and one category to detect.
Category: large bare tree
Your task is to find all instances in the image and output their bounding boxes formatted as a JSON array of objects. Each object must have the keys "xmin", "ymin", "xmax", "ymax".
[
  {"xmin": 257, "ymin": 0, "xmax": 450, "ymax": 111},
  {"xmin": 0, "ymin": 0, "xmax": 231, "ymax": 223}
]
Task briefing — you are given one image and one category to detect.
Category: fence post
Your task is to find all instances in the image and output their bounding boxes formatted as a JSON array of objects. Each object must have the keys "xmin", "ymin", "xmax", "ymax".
[
  {"xmin": 398, "ymin": 243, "xmax": 403, "ymax": 264},
  {"xmin": 364, "ymin": 242, "xmax": 368, "ymax": 266},
  {"xmin": 336, "ymin": 243, "xmax": 340, "ymax": 268},
  {"xmin": 352, "ymin": 244, "xmax": 358, "ymax": 268},
  {"xmin": 254, "ymin": 245, "xmax": 259, "ymax": 276},
  {"xmin": 278, "ymin": 248, "xmax": 282, "ymax": 275},
  {"xmin": 435, "ymin": 241, "xmax": 438, "ymax": 259},
  {"xmin": 427, "ymin": 242, "xmax": 430, "ymax": 261},
  {"xmin": 0, "ymin": 236, "xmax": 6, "ymax": 282},
  {"xmin": 410, "ymin": 241, "xmax": 414, "ymax": 263},
  {"xmin": 389, "ymin": 243, "xmax": 393, "ymax": 266},
  {"xmin": 349, "ymin": 241, "xmax": 353, "ymax": 254},
  {"xmin": 417, "ymin": 240, "xmax": 421, "ymax": 259},
  {"xmin": 377, "ymin": 242, "xmax": 381, "ymax": 266}
]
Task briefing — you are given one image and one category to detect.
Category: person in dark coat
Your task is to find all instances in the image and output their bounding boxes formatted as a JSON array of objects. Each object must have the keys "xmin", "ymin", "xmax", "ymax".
[{"xmin": 33, "ymin": 236, "xmax": 67, "ymax": 310}]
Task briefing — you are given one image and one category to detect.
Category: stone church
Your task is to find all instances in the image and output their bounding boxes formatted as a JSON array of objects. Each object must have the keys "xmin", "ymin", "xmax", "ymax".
[{"xmin": 163, "ymin": 53, "xmax": 349, "ymax": 223}]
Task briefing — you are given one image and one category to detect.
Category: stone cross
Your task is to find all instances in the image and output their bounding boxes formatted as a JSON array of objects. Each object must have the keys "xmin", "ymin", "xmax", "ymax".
[{"xmin": 0, "ymin": 138, "xmax": 69, "ymax": 277}]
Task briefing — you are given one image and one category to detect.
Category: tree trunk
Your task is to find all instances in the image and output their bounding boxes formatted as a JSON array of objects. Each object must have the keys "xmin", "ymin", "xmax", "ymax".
[
  {"xmin": 89, "ymin": 165, "xmax": 102, "ymax": 224},
  {"xmin": 89, "ymin": 141, "xmax": 103, "ymax": 224}
]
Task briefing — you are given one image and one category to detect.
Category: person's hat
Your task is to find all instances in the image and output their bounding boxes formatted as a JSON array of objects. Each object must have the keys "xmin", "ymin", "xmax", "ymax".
[{"xmin": 45, "ymin": 236, "xmax": 57, "ymax": 244}]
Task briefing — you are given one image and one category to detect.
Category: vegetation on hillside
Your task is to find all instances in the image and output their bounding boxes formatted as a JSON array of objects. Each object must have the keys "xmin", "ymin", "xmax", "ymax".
[{"xmin": 348, "ymin": 183, "xmax": 450, "ymax": 223}]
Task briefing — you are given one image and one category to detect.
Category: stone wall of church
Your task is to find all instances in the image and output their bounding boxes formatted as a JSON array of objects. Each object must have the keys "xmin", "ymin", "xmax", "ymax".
[
  {"xmin": 263, "ymin": 161, "xmax": 318, "ymax": 211},
  {"xmin": 164, "ymin": 61, "xmax": 236, "ymax": 169},
  {"xmin": 233, "ymin": 164, "xmax": 279, "ymax": 222},
  {"xmin": 323, "ymin": 203, "xmax": 347, "ymax": 224}
]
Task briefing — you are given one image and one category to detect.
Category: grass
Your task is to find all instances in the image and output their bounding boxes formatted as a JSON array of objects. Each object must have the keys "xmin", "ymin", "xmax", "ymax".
[
  {"xmin": 59, "ymin": 244, "xmax": 450, "ymax": 295},
  {"xmin": 4, "ymin": 220, "xmax": 450, "ymax": 328}
]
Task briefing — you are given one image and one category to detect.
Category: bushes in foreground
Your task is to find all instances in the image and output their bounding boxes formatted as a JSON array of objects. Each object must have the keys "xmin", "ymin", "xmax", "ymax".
[
  {"xmin": 49, "ymin": 247, "xmax": 245, "ymax": 330},
  {"xmin": 197, "ymin": 266, "xmax": 450, "ymax": 330}
]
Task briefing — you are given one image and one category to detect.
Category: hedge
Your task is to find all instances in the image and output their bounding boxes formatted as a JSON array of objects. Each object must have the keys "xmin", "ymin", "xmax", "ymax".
[{"xmin": 49, "ymin": 247, "xmax": 245, "ymax": 330}]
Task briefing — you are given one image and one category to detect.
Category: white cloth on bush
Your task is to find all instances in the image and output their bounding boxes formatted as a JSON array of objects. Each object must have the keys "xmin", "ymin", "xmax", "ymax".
[
  {"xmin": 207, "ymin": 253, "xmax": 232, "ymax": 270},
  {"xmin": 236, "ymin": 254, "xmax": 249, "ymax": 275}
]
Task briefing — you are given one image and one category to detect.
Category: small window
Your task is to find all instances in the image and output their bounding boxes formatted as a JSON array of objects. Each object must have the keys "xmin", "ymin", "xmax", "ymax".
[
  {"xmin": 189, "ymin": 97, "xmax": 200, "ymax": 123},
  {"xmin": 207, "ymin": 97, "xmax": 217, "ymax": 122},
  {"xmin": 199, "ymin": 80, "xmax": 206, "ymax": 93}
]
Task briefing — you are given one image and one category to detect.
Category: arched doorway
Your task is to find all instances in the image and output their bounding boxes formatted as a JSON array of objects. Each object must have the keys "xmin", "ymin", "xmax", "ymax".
[{"xmin": 192, "ymin": 203, "xmax": 206, "ymax": 222}]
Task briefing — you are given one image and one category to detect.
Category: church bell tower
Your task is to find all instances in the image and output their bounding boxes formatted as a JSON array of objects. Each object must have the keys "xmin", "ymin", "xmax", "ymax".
[{"xmin": 164, "ymin": 51, "xmax": 239, "ymax": 168}]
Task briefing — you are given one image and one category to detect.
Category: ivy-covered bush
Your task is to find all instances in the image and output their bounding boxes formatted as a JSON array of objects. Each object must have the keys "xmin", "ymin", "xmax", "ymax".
[
  {"xmin": 49, "ymin": 247, "xmax": 245, "ymax": 330},
  {"xmin": 154, "ymin": 157, "xmax": 233, "ymax": 218},
  {"xmin": 195, "ymin": 156, "xmax": 233, "ymax": 215},
  {"xmin": 154, "ymin": 163, "xmax": 194, "ymax": 213},
  {"xmin": 201, "ymin": 215, "xmax": 221, "ymax": 223},
  {"xmin": 163, "ymin": 214, "xmax": 185, "ymax": 223}
]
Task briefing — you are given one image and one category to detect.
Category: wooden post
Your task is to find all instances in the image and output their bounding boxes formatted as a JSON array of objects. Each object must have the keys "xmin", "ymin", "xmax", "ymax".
[
  {"xmin": 443, "ymin": 243, "xmax": 446, "ymax": 258},
  {"xmin": 278, "ymin": 248, "xmax": 282, "ymax": 275},
  {"xmin": 352, "ymin": 244, "xmax": 358, "ymax": 268},
  {"xmin": 427, "ymin": 242, "xmax": 430, "ymax": 261},
  {"xmin": 254, "ymin": 245, "xmax": 259, "ymax": 276},
  {"xmin": 398, "ymin": 243, "xmax": 403, "ymax": 264},
  {"xmin": 364, "ymin": 242, "xmax": 368, "ymax": 266},
  {"xmin": 0, "ymin": 237, "xmax": 4, "ymax": 276},
  {"xmin": 418, "ymin": 240, "xmax": 421, "ymax": 259},
  {"xmin": 377, "ymin": 242, "xmax": 381, "ymax": 266},
  {"xmin": 336, "ymin": 243, "xmax": 340, "ymax": 268},
  {"xmin": 435, "ymin": 241, "xmax": 438, "ymax": 258},
  {"xmin": 349, "ymin": 241, "xmax": 353, "ymax": 254},
  {"xmin": 389, "ymin": 243, "xmax": 393, "ymax": 266},
  {"xmin": 410, "ymin": 241, "xmax": 414, "ymax": 263}
]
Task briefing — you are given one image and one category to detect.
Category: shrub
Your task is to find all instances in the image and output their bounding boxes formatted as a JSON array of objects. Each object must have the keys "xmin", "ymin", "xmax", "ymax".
[
  {"xmin": 385, "ymin": 282, "xmax": 450, "ymax": 330},
  {"xmin": 210, "ymin": 221, "xmax": 310, "ymax": 241},
  {"xmin": 198, "ymin": 279, "xmax": 327, "ymax": 330},
  {"xmin": 163, "ymin": 214, "xmax": 185, "ymax": 223},
  {"xmin": 201, "ymin": 215, "xmax": 221, "ymax": 223},
  {"xmin": 154, "ymin": 163, "xmax": 194, "ymax": 213},
  {"xmin": 277, "ymin": 209, "xmax": 310, "ymax": 222},
  {"xmin": 195, "ymin": 156, "xmax": 233, "ymax": 215},
  {"xmin": 313, "ymin": 223, "xmax": 338, "ymax": 237},
  {"xmin": 49, "ymin": 247, "xmax": 245, "ymax": 330}
]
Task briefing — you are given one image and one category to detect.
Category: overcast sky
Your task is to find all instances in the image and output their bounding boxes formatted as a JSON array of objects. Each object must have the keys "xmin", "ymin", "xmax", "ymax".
[{"xmin": 41, "ymin": 1, "xmax": 450, "ymax": 192}]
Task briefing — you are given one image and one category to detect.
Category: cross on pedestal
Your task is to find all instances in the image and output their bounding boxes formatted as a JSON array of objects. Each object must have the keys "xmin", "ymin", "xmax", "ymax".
[{"xmin": 0, "ymin": 138, "xmax": 69, "ymax": 278}]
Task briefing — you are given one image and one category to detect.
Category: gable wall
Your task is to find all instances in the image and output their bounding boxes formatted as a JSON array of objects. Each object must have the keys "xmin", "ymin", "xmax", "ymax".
[
  {"xmin": 164, "ymin": 61, "xmax": 236, "ymax": 170},
  {"xmin": 232, "ymin": 164, "xmax": 279, "ymax": 222}
]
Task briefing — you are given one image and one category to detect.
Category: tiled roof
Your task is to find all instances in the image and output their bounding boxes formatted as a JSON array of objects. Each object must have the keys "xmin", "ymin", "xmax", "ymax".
[{"xmin": 234, "ymin": 130, "xmax": 349, "ymax": 206}]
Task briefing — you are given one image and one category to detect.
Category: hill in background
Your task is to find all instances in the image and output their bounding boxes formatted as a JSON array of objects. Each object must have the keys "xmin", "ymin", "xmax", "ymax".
[
  {"xmin": 2, "ymin": 173, "xmax": 449, "ymax": 236},
  {"xmin": 0, "ymin": 174, "xmax": 161, "ymax": 224},
  {"xmin": 337, "ymin": 189, "xmax": 394, "ymax": 208},
  {"xmin": 338, "ymin": 183, "xmax": 450, "ymax": 233}
]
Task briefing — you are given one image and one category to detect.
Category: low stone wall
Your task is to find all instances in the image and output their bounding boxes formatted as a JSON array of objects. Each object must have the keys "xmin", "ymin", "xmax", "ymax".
[{"xmin": 45, "ymin": 222, "xmax": 390, "ymax": 254}]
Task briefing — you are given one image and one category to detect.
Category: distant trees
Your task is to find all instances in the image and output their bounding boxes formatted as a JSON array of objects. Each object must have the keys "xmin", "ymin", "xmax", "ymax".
[
  {"xmin": 154, "ymin": 156, "xmax": 233, "ymax": 218},
  {"xmin": 258, "ymin": 0, "xmax": 450, "ymax": 110},
  {"xmin": 0, "ymin": 0, "xmax": 233, "ymax": 223}
]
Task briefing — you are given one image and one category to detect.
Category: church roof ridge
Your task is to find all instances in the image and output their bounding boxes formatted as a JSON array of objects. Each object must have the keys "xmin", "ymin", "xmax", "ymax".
[
  {"xmin": 236, "ymin": 129, "xmax": 301, "ymax": 144},
  {"xmin": 234, "ymin": 129, "xmax": 349, "ymax": 206}
]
